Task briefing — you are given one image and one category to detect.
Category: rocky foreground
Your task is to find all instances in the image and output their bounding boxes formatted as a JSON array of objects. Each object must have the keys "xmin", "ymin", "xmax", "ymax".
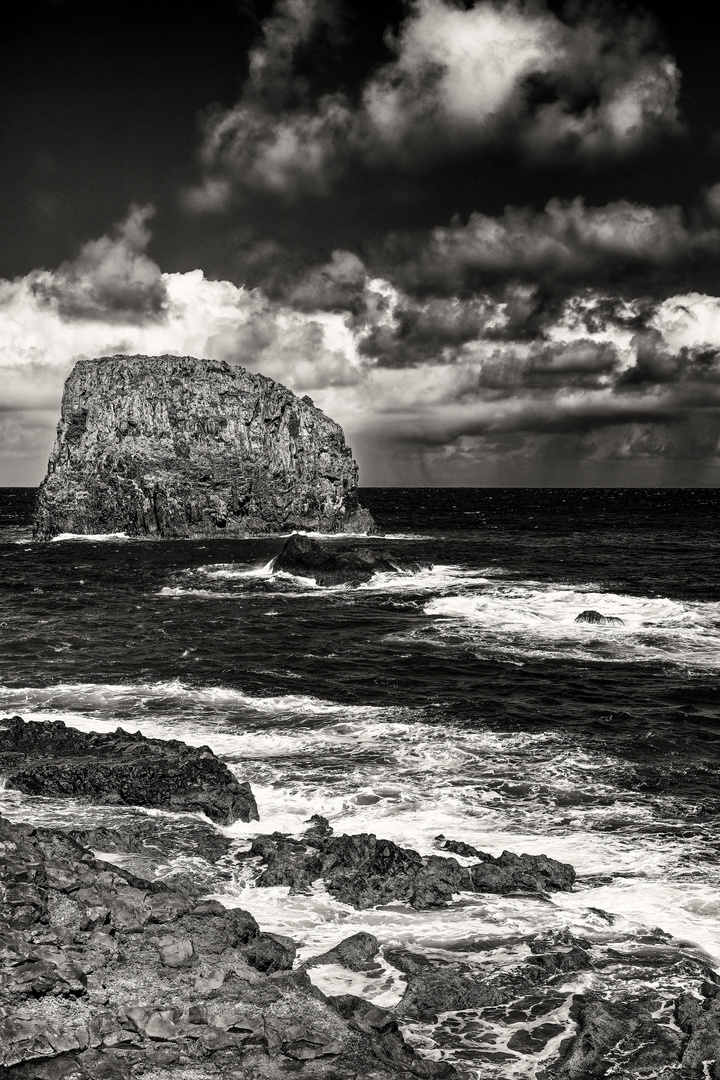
[
  {"xmin": 4, "ymin": 717, "xmax": 720, "ymax": 1078},
  {"xmin": 33, "ymin": 355, "xmax": 375, "ymax": 540}
]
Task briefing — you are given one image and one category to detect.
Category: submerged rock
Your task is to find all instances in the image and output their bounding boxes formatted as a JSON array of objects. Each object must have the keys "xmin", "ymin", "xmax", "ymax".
[
  {"xmin": 242, "ymin": 818, "xmax": 575, "ymax": 909},
  {"xmin": 33, "ymin": 354, "xmax": 375, "ymax": 539},
  {"xmin": 273, "ymin": 532, "xmax": 431, "ymax": 586},
  {"xmin": 575, "ymin": 609, "xmax": 625, "ymax": 625},
  {"xmin": 396, "ymin": 931, "xmax": 594, "ymax": 1023},
  {"xmin": 0, "ymin": 814, "xmax": 454, "ymax": 1079},
  {"xmin": 0, "ymin": 715, "xmax": 258, "ymax": 825}
]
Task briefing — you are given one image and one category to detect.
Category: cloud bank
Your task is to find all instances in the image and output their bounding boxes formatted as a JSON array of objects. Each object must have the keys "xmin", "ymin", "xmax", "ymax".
[
  {"xmin": 3, "ymin": 195, "xmax": 720, "ymax": 486},
  {"xmin": 187, "ymin": 0, "xmax": 681, "ymax": 208}
]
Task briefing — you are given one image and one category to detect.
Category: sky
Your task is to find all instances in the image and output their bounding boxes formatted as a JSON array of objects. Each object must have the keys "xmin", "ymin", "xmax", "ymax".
[{"xmin": 3, "ymin": 0, "xmax": 720, "ymax": 486}]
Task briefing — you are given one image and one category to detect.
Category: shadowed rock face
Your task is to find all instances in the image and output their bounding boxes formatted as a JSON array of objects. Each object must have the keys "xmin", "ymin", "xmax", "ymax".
[
  {"xmin": 33, "ymin": 354, "xmax": 375, "ymax": 540},
  {"xmin": 273, "ymin": 533, "xmax": 430, "ymax": 586},
  {"xmin": 575, "ymin": 609, "xmax": 625, "ymax": 625},
  {"xmin": 0, "ymin": 715, "xmax": 258, "ymax": 826}
]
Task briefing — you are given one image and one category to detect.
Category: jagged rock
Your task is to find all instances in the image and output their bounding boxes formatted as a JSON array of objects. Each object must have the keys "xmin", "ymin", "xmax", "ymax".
[
  {"xmin": 243, "ymin": 819, "xmax": 575, "ymax": 909},
  {"xmin": 273, "ymin": 532, "xmax": 430, "ymax": 586},
  {"xmin": 553, "ymin": 994, "xmax": 685, "ymax": 1078},
  {"xmin": 330, "ymin": 995, "xmax": 455, "ymax": 1078},
  {"xmin": 0, "ymin": 715, "xmax": 258, "ymax": 825},
  {"xmin": 435, "ymin": 836, "xmax": 487, "ymax": 859},
  {"xmin": 0, "ymin": 815, "xmax": 459, "ymax": 1079},
  {"xmin": 305, "ymin": 932, "xmax": 381, "ymax": 971},
  {"xmin": 470, "ymin": 849, "xmax": 576, "ymax": 894},
  {"xmin": 574, "ymin": 609, "xmax": 625, "ymax": 625},
  {"xmin": 396, "ymin": 932, "xmax": 594, "ymax": 1024},
  {"xmin": 33, "ymin": 354, "xmax": 375, "ymax": 540}
]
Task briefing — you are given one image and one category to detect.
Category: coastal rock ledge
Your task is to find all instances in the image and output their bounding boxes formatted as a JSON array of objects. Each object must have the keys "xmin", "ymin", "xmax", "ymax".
[{"xmin": 33, "ymin": 354, "xmax": 375, "ymax": 539}]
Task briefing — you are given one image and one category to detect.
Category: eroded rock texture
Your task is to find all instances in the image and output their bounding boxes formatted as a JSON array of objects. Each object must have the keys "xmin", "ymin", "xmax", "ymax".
[
  {"xmin": 0, "ymin": 815, "xmax": 457, "ymax": 1079},
  {"xmin": 0, "ymin": 715, "xmax": 258, "ymax": 826},
  {"xmin": 241, "ymin": 817, "xmax": 575, "ymax": 909},
  {"xmin": 33, "ymin": 354, "xmax": 375, "ymax": 539}
]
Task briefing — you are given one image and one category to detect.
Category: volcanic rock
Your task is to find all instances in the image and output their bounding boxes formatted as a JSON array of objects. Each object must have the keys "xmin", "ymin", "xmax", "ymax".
[
  {"xmin": 243, "ymin": 819, "xmax": 575, "ymax": 909},
  {"xmin": 395, "ymin": 932, "xmax": 594, "ymax": 1023},
  {"xmin": 0, "ymin": 715, "xmax": 258, "ymax": 825},
  {"xmin": 575, "ymin": 609, "xmax": 625, "ymax": 625},
  {"xmin": 305, "ymin": 932, "xmax": 381, "ymax": 971},
  {"xmin": 0, "ymin": 815, "xmax": 456, "ymax": 1079},
  {"xmin": 273, "ymin": 532, "xmax": 431, "ymax": 586},
  {"xmin": 33, "ymin": 354, "xmax": 375, "ymax": 539}
]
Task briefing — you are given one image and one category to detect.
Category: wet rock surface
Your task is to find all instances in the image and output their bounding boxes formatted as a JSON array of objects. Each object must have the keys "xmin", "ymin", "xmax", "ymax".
[
  {"xmin": 574, "ymin": 609, "xmax": 625, "ymax": 625},
  {"xmin": 33, "ymin": 354, "xmax": 375, "ymax": 540},
  {"xmin": 0, "ymin": 814, "xmax": 459, "ymax": 1079},
  {"xmin": 273, "ymin": 534, "xmax": 430, "ymax": 586},
  {"xmin": 0, "ymin": 715, "xmax": 258, "ymax": 825},
  {"xmin": 242, "ymin": 818, "xmax": 575, "ymax": 909}
]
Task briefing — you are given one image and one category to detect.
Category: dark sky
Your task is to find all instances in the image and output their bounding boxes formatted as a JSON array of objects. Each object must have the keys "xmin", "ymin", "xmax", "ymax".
[{"xmin": 3, "ymin": 0, "xmax": 720, "ymax": 485}]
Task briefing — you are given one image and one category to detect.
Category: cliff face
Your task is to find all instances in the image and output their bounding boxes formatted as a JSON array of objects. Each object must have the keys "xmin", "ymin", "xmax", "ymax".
[{"xmin": 34, "ymin": 354, "xmax": 375, "ymax": 539}]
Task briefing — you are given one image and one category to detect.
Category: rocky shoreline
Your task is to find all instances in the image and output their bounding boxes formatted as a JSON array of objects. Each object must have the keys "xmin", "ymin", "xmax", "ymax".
[{"xmin": 3, "ymin": 716, "xmax": 720, "ymax": 1079}]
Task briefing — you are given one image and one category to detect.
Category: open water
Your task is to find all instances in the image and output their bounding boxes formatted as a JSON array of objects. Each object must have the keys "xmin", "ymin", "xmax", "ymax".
[{"xmin": 1, "ymin": 486, "xmax": 719, "ymax": 1076}]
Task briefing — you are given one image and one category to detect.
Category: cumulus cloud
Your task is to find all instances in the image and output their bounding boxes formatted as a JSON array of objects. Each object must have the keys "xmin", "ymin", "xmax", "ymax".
[
  {"xmin": 383, "ymin": 196, "xmax": 720, "ymax": 296},
  {"xmin": 0, "ymin": 208, "xmax": 366, "ymax": 449},
  {"xmin": 6, "ymin": 201, "xmax": 720, "ymax": 486},
  {"xmin": 31, "ymin": 205, "xmax": 168, "ymax": 323},
  {"xmin": 187, "ymin": 0, "xmax": 681, "ymax": 206}
]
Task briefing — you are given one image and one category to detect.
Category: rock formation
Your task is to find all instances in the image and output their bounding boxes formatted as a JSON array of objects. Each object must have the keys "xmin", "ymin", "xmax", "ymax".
[
  {"xmin": 0, "ymin": 815, "xmax": 456, "ymax": 1079},
  {"xmin": 33, "ymin": 354, "xmax": 375, "ymax": 540},
  {"xmin": 273, "ymin": 533, "xmax": 430, "ymax": 586},
  {"xmin": 0, "ymin": 715, "xmax": 258, "ymax": 825},
  {"xmin": 575, "ymin": 609, "xmax": 625, "ymax": 625},
  {"xmin": 238, "ymin": 816, "xmax": 575, "ymax": 909}
]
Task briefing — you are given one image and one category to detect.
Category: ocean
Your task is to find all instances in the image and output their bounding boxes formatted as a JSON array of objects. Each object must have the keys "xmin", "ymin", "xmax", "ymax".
[{"xmin": 1, "ymin": 485, "xmax": 719, "ymax": 1077}]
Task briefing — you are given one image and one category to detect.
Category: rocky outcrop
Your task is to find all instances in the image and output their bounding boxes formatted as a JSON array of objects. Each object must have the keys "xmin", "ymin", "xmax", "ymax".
[
  {"xmin": 0, "ymin": 815, "xmax": 457, "ymax": 1079},
  {"xmin": 33, "ymin": 354, "xmax": 375, "ymax": 539},
  {"xmin": 395, "ymin": 931, "xmax": 594, "ymax": 1024},
  {"xmin": 273, "ymin": 533, "xmax": 430, "ymax": 585},
  {"xmin": 0, "ymin": 715, "xmax": 258, "ymax": 825},
  {"xmin": 575, "ymin": 610, "xmax": 625, "ymax": 625},
  {"xmin": 241, "ymin": 817, "xmax": 575, "ymax": 909}
]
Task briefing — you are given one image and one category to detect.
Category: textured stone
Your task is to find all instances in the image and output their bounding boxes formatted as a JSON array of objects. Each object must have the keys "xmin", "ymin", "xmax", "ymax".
[
  {"xmin": 0, "ymin": 814, "xmax": 457, "ymax": 1079},
  {"xmin": 273, "ymin": 533, "xmax": 429, "ymax": 585},
  {"xmin": 243, "ymin": 818, "xmax": 575, "ymax": 910},
  {"xmin": 33, "ymin": 353, "xmax": 375, "ymax": 539},
  {"xmin": 0, "ymin": 714, "xmax": 258, "ymax": 825}
]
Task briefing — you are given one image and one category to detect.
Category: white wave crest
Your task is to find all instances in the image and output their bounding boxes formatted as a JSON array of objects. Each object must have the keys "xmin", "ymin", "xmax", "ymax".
[
  {"xmin": 424, "ymin": 582, "xmax": 720, "ymax": 667},
  {"xmin": 49, "ymin": 532, "xmax": 134, "ymax": 542}
]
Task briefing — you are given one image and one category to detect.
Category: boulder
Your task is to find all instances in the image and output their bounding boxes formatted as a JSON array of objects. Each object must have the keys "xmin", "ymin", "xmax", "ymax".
[
  {"xmin": 575, "ymin": 609, "xmax": 625, "ymax": 625},
  {"xmin": 305, "ymin": 932, "xmax": 381, "ymax": 971},
  {"xmin": 273, "ymin": 532, "xmax": 430, "ymax": 586},
  {"xmin": 0, "ymin": 715, "xmax": 258, "ymax": 825},
  {"xmin": 33, "ymin": 354, "xmax": 375, "ymax": 539}
]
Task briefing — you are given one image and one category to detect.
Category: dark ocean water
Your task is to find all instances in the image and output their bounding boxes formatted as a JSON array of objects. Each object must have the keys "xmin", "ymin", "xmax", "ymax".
[{"xmin": 1, "ymin": 486, "xmax": 719, "ymax": 1076}]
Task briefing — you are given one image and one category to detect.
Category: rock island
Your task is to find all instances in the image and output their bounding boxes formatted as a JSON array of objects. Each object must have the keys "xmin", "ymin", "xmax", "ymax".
[{"xmin": 34, "ymin": 354, "xmax": 375, "ymax": 539}]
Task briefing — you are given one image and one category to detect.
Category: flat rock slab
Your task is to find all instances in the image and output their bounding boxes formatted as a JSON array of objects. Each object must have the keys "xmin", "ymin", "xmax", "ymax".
[{"xmin": 0, "ymin": 715, "xmax": 258, "ymax": 825}]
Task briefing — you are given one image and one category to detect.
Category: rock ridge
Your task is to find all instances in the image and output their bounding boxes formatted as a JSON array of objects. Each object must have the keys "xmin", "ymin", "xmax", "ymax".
[{"xmin": 33, "ymin": 354, "xmax": 375, "ymax": 540}]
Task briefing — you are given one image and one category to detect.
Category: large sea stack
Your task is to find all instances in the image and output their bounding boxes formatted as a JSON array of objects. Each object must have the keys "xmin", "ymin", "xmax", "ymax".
[{"xmin": 33, "ymin": 354, "xmax": 375, "ymax": 539}]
